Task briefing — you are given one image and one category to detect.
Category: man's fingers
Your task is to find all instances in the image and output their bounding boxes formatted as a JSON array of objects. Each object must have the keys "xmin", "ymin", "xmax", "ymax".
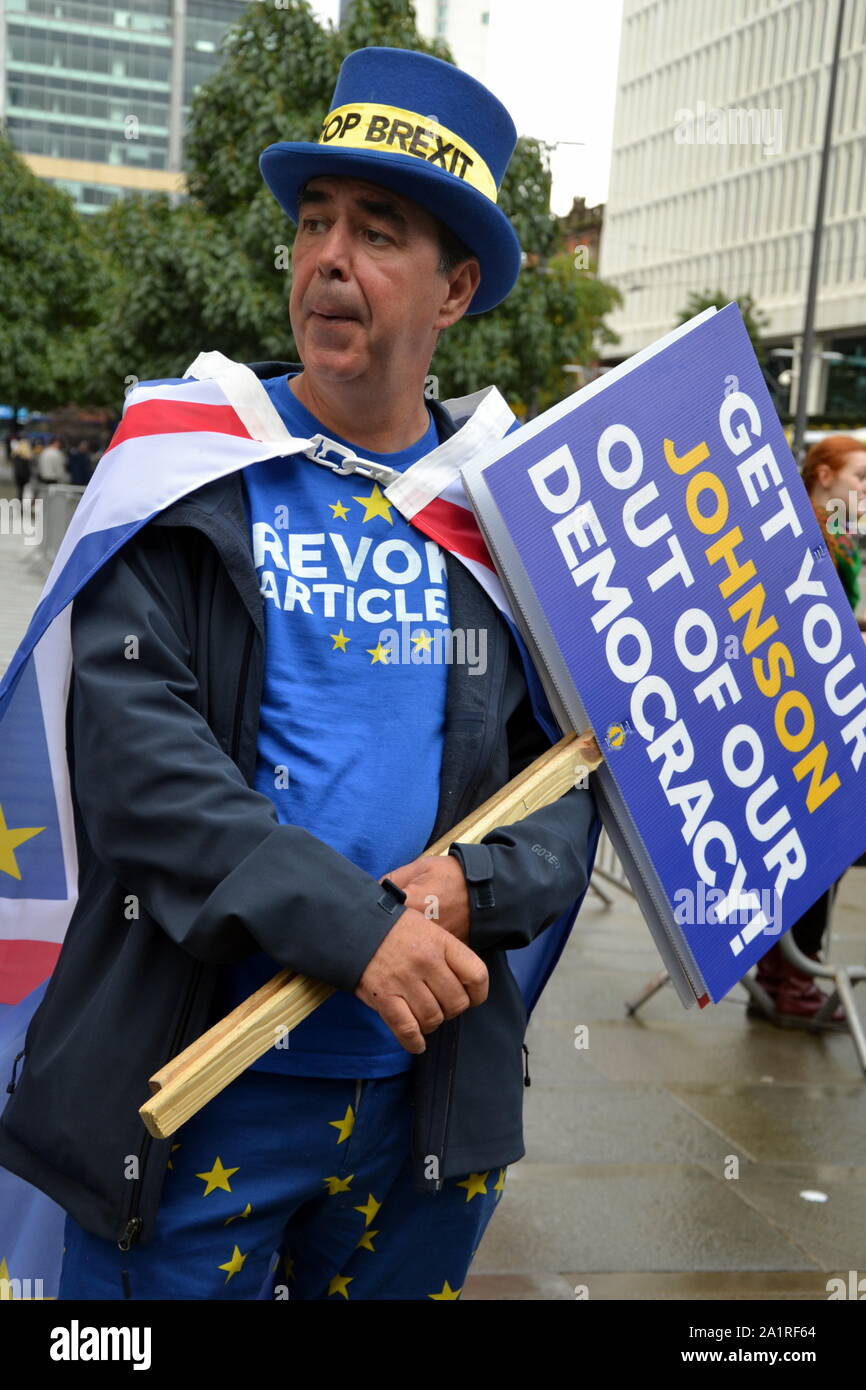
[
  {"xmin": 443, "ymin": 936, "xmax": 489, "ymax": 1005},
  {"xmin": 377, "ymin": 996, "xmax": 426, "ymax": 1054}
]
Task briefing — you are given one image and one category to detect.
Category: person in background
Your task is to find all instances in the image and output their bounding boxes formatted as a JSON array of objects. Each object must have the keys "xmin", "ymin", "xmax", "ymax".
[
  {"xmin": 751, "ymin": 434, "xmax": 866, "ymax": 1027},
  {"xmin": 9, "ymin": 434, "xmax": 33, "ymax": 504},
  {"xmin": 36, "ymin": 437, "xmax": 68, "ymax": 486},
  {"xmin": 66, "ymin": 440, "xmax": 93, "ymax": 487}
]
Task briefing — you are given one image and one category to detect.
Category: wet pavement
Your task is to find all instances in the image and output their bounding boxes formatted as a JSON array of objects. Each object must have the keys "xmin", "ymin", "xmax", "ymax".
[
  {"xmin": 2, "ymin": 515, "xmax": 864, "ymax": 1303},
  {"xmin": 464, "ymin": 868, "xmax": 866, "ymax": 1300}
]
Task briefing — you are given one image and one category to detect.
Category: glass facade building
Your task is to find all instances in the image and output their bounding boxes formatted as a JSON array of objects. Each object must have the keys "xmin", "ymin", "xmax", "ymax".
[{"xmin": 0, "ymin": 0, "xmax": 248, "ymax": 212}]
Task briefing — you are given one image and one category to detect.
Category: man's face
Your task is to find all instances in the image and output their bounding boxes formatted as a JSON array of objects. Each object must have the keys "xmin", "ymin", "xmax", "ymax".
[{"xmin": 289, "ymin": 175, "xmax": 464, "ymax": 389}]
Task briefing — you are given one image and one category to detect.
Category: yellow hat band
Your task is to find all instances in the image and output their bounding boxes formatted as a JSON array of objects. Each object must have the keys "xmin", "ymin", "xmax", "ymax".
[{"xmin": 317, "ymin": 102, "xmax": 497, "ymax": 204}]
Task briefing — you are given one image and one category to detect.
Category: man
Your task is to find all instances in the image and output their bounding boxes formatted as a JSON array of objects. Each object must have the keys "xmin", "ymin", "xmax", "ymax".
[
  {"xmin": 0, "ymin": 47, "xmax": 596, "ymax": 1300},
  {"xmin": 35, "ymin": 437, "xmax": 68, "ymax": 486}
]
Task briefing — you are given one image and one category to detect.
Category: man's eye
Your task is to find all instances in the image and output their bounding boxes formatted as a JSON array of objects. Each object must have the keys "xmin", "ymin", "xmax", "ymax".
[
  {"xmin": 364, "ymin": 228, "xmax": 390, "ymax": 245},
  {"xmin": 302, "ymin": 216, "xmax": 327, "ymax": 232}
]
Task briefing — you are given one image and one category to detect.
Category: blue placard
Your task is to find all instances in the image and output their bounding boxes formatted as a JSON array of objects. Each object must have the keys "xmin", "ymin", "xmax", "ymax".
[{"xmin": 477, "ymin": 305, "xmax": 866, "ymax": 1003}]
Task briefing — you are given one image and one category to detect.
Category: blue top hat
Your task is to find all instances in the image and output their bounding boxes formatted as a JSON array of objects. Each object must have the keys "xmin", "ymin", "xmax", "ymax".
[{"xmin": 259, "ymin": 47, "xmax": 522, "ymax": 314}]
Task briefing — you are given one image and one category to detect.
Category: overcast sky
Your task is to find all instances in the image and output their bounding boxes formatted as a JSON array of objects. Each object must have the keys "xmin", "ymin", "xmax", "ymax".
[{"xmin": 310, "ymin": 0, "xmax": 624, "ymax": 212}]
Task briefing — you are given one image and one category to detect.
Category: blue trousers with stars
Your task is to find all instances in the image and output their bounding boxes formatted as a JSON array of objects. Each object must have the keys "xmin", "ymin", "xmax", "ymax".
[{"xmin": 58, "ymin": 1068, "xmax": 505, "ymax": 1300}]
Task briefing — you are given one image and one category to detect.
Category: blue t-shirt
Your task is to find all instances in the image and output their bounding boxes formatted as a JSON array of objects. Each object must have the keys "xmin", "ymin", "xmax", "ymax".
[{"xmin": 222, "ymin": 374, "xmax": 450, "ymax": 1076}]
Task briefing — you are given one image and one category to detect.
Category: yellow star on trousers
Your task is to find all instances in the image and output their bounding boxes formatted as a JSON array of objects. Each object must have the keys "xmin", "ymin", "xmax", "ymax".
[
  {"xmin": 328, "ymin": 1105, "xmax": 355, "ymax": 1144},
  {"xmin": 196, "ymin": 1156, "xmax": 239, "ymax": 1196},
  {"xmin": 428, "ymin": 1279, "xmax": 461, "ymax": 1300},
  {"xmin": 224, "ymin": 1202, "xmax": 252, "ymax": 1225},
  {"xmin": 456, "ymin": 1171, "xmax": 489, "ymax": 1202},
  {"xmin": 352, "ymin": 482, "xmax": 393, "ymax": 524},
  {"xmin": 354, "ymin": 1193, "xmax": 381, "ymax": 1227},
  {"xmin": 324, "ymin": 1174, "xmax": 354, "ymax": 1195},
  {"xmin": 355, "ymin": 1228, "xmax": 379, "ymax": 1253},
  {"xmin": 329, "ymin": 499, "xmax": 350, "ymax": 520},
  {"xmin": 218, "ymin": 1245, "xmax": 247, "ymax": 1283},
  {"xmin": 328, "ymin": 1274, "xmax": 353, "ymax": 1299},
  {"xmin": 366, "ymin": 641, "xmax": 390, "ymax": 665},
  {"xmin": 0, "ymin": 804, "xmax": 45, "ymax": 880}
]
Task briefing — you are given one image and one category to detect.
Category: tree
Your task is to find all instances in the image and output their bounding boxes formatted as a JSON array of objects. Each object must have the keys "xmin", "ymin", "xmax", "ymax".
[
  {"xmin": 0, "ymin": 133, "xmax": 105, "ymax": 417},
  {"xmin": 675, "ymin": 289, "xmax": 770, "ymax": 364},
  {"xmin": 86, "ymin": 0, "xmax": 621, "ymax": 411}
]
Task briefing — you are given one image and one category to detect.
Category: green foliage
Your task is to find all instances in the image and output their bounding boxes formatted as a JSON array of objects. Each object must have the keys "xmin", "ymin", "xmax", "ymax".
[
  {"xmin": 4, "ymin": 0, "xmax": 621, "ymax": 415},
  {"xmin": 0, "ymin": 133, "xmax": 105, "ymax": 412},
  {"xmin": 675, "ymin": 289, "xmax": 770, "ymax": 364}
]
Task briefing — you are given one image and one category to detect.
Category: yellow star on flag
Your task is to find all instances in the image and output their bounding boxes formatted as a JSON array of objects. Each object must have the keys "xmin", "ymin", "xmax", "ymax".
[
  {"xmin": 0, "ymin": 804, "xmax": 45, "ymax": 880},
  {"xmin": 412, "ymin": 630, "xmax": 433, "ymax": 651},
  {"xmin": 329, "ymin": 499, "xmax": 350, "ymax": 520},
  {"xmin": 330, "ymin": 628, "xmax": 351, "ymax": 651},
  {"xmin": 0, "ymin": 1257, "xmax": 12, "ymax": 1299},
  {"xmin": 284, "ymin": 1254, "xmax": 295, "ymax": 1281},
  {"xmin": 224, "ymin": 1202, "xmax": 252, "ymax": 1226},
  {"xmin": 428, "ymin": 1279, "xmax": 461, "ymax": 1300},
  {"xmin": 167, "ymin": 1143, "xmax": 181, "ymax": 1171},
  {"xmin": 324, "ymin": 1174, "xmax": 354, "ymax": 1195},
  {"xmin": 328, "ymin": 1274, "xmax": 353, "ymax": 1299},
  {"xmin": 329, "ymin": 1105, "xmax": 355, "ymax": 1144},
  {"xmin": 355, "ymin": 1228, "xmax": 379, "ymax": 1253},
  {"xmin": 354, "ymin": 1193, "xmax": 381, "ymax": 1227},
  {"xmin": 493, "ymin": 1167, "xmax": 506, "ymax": 1194},
  {"xmin": 456, "ymin": 1171, "xmax": 489, "ymax": 1202},
  {"xmin": 196, "ymin": 1156, "xmax": 239, "ymax": 1196},
  {"xmin": 367, "ymin": 641, "xmax": 390, "ymax": 665},
  {"xmin": 218, "ymin": 1245, "xmax": 247, "ymax": 1283},
  {"xmin": 352, "ymin": 483, "xmax": 393, "ymax": 524}
]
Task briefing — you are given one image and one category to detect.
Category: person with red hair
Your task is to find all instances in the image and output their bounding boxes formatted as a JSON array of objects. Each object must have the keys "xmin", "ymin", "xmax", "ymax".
[{"xmin": 751, "ymin": 434, "xmax": 866, "ymax": 1027}]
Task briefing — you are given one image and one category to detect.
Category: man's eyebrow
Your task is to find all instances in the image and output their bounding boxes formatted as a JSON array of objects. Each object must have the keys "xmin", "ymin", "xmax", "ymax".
[{"xmin": 354, "ymin": 196, "xmax": 408, "ymax": 232}]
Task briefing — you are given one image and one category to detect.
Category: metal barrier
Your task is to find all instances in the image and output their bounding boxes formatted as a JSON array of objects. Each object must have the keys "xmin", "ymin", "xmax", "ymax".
[
  {"xmin": 593, "ymin": 829, "xmax": 866, "ymax": 1072},
  {"xmin": 24, "ymin": 483, "xmax": 85, "ymax": 574}
]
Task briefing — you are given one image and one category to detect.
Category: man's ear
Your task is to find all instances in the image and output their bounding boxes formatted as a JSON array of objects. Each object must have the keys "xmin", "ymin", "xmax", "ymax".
[{"xmin": 435, "ymin": 259, "xmax": 482, "ymax": 330}]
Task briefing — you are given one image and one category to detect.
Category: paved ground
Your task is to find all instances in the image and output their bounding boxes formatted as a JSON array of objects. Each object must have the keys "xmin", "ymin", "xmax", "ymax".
[
  {"xmin": 464, "ymin": 869, "xmax": 866, "ymax": 1301},
  {"xmin": 3, "ymin": 512, "xmax": 864, "ymax": 1303}
]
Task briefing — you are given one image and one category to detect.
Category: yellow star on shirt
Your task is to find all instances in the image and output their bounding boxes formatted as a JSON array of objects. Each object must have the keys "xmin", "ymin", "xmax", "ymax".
[
  {"xmin": 354, "ymin": 1193, "xmax": 381, "ymax": 1227},
  {"xmin": 0, "ymin": 804, "xmax": 45, "ymax": 880},
  {"xmin": 456, "ymin": 1171, "xmax": 489, "ymax": 1202},
  {"xmin": 356, "ymin": 1227, "xmax": 379, "ymax": 1253},
  {"xmin": 329, "ymin": 1105, "xmax": 355, "ymax": 1144},
  {"xmin": 196, "ymin": 1156, "xmax": 239, "ymax": 1196},
  {"xmin": 352, "ymin": 482, "xmax": 394, "ymax": 524},
  {"xmin": 224, "ymin": 1202, "xmax": 252, "ymax": 1226},
  {"xmin": 412, "ymin": 630, "xmax": 434, "ymax": 651},
  {"xmin": 428, "ymin": 1279, "xmax": 461, "ymax": 1300},
  {"xmin": 324, "ymin": 1174, "xmax": 354, "ymax": 1195},
  {"xmin": 367, "ymin": 641, "xmax": 390, "ymax": 665},
  {"xmin": 218, "ymin": 1245, "xmax": 247, "ymax": 1283},
  {"xmin": 330, "ymin": 628, "xmax": 351, "ymax": 651},
  {"xmin": 329, "ymin": 499, "xmax": 350, "ymax": 520},
  {"xmin": 328, "ymin": 1274, "xmax": 353, "ymax": 1299}
]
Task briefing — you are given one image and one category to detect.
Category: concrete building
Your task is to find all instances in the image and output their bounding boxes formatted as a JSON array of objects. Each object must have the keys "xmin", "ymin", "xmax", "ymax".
[
  {"xmin": 413, "ymin": 0, "xmax": 491, "ymax": 83},
  {"xmin": 0, "ymin": 0, "xmax": 247, "ymax": 213},
  {"xmin": 599, "ymin": 0, "xmax": 866, "ymax": 420}
]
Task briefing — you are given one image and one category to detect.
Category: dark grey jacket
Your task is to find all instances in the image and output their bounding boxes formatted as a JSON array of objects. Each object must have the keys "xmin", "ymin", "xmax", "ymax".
[{"xmin": 0, "ymin": 370, "xmax": 596, "ymax": 1247}]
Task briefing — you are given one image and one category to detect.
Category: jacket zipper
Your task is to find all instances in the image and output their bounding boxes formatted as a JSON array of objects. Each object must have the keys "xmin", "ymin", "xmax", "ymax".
[{"xmin": 119, "ymin": 615, "xmax": 256, "ymax": 1250}]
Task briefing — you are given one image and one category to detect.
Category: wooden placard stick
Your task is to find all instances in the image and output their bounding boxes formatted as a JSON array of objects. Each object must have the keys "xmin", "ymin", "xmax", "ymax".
[{"xmin": 140, "ymin": 729, "xmax": 601, "ymax": 1139}]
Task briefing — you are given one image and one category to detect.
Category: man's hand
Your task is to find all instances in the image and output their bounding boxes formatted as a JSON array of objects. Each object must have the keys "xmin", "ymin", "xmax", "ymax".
[
  {"xmin": 355, "ymin": 907, "xmax": 488, "ymax": 1055},
  {"xmin": 379, "ymin": 853, "xmax": 471, "ymax": 940}
]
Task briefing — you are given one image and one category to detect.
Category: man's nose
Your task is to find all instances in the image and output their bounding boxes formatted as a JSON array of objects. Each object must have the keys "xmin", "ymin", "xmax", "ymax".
[{"xmin": 315, "ymin": 220, "xmax": 353, "ymax": 278}]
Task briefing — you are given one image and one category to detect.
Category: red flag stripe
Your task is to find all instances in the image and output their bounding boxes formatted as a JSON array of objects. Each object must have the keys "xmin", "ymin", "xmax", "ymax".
[
  {"xmin": 105, "ymin": 399, "xmax": 253, "ymax": 454},
  {"xmin": 0, "ymin": 939, "xmax": 62, "ymax": 1006},
  {"xmin": 411, "ymin": 495, "xmax": 496, "ymax": 571}
]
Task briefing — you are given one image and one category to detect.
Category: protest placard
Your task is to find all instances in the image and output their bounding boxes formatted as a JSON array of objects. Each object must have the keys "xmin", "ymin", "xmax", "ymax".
[{"xmin": 463, "ymin": 305, "xmax": 866, "ymax": 1005}]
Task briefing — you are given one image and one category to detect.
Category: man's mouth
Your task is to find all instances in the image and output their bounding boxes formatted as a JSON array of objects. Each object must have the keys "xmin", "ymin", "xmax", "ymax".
[{"xmin": 311, "ymin": 309, "xmax": 358, "ymax": 323}]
